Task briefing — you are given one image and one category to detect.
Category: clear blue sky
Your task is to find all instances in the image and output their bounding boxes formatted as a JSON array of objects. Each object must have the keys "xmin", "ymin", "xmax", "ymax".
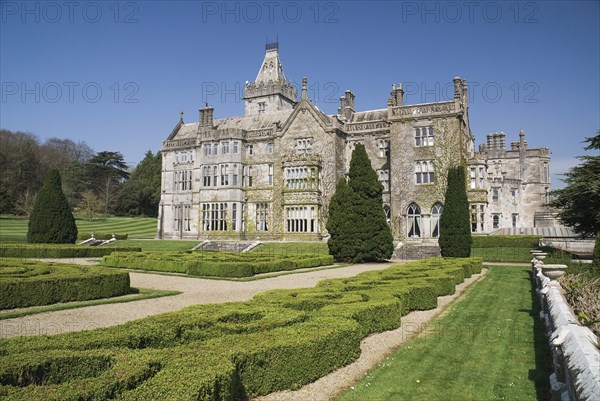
[{"xmin": 1, "ymin": 1, "xmax": 599, "ymax": 188}]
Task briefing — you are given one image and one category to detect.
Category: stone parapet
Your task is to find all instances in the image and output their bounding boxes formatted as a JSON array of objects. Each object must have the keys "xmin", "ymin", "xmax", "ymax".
[{"xmin": 534, "ymin": 267, "xmax": 600, "ymax": 401}]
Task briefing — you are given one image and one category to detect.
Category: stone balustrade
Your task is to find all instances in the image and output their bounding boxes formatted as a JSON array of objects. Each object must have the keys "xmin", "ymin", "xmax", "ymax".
[{"xmin": 533, "ymin": 266, "xmax": 600, "ymax": 401}]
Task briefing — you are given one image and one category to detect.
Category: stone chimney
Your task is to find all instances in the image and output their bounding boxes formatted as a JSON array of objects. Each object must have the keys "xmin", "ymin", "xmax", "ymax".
[
  {"xmin": 199, "ymin": 103, "xmax": 214, "ymax": 127},
  {"xmin": 487, "ymin": 132, "xmax": 493, "ymax": 149},
  {"xmin": 342, "ymin": 90, "xmax": 355, "ymax": 121},
  {"xmin": 499, "ymin": 131, "xmax": 506, "ymax": 150},
  {"xmin": 453, "ymin": 76, "xmax": 462, "ymax": 101},
  {"xmin": 511, "ymin": 141, "xmax": 518, "ymax": 151},
  {"xmin": 390, "ymin": 83, "xmax": 404, "ymax": 106}
]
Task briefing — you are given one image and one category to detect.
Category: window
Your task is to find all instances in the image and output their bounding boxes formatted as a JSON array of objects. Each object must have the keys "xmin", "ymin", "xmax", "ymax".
[
  {"xmin": 268, "ymin": 164, "xmax": 273, "ymax": 186},
  {"xmin": 407, "ymin": 203, "xmax": 421, "ymax": 237},
  {"xmin": 478, "ymin": 167, "xmax": 485, "ymax": 187},
  {"xmin": 267, "ymin": 143, "xmax": 273, "ymax": 154},
  {"xmin": 512, "ymin": 214, "xmax": 518, "ymax": 228},
  {"xmin": 415, "ymin": 127, "xmax": 434, "ymax": 147},
  {"xmin": 256, "ymin": 203, "xmax": 269, "ymax": 231},
  {"xmin": 232, "ymin": 164, "xmax": 239, "ymax": 186},
  {"xmin": 202, "ymin": 203, "xmax": 228, "ymax": 231},
  {"xmin": 286, "ymin": 206, "xmax": 316, "ymax": 233},
  {"xmin": 174, "ymin": 170, "xmax": 192, "ymax": 191},
  {"xmin": 189, "ymin": 151, "xmax": 193, "ymax": 161},
  {"xmin": 511, "ymin": 188, "xmax": 517, "ymax": 203},
  {"xmin": 213, "ymin": 143, "xmax": 218, "ymax": 155},
  {"xmin": 233, "ymin": 141, "xmax": 239, "ymax": 154},
  {"xmin": 492, "ymin": 188, "xmax": 499, "ymax": 203},
  {"xmin": 246, "ymin": 144, "xmax": 253, "ymax": 155},
  {"xmin": 415, "ymin": 161, "xmax": 434, "ymax": 184},
  {"xmin": 203, "ymin": 166, "xmax": 211, "ymax": 187},
  {"xmin": 221, "ymin": 141, "xmax": 230, "ymax": 154},
  {"xmin": 213, "ymin": 166, "xmax": 218, "ymax": 187},
  {"xmin": 246, "ymin": 166, "xmax": 253, "ymax": 187},
  {"xmin": 383, "ymin": 205, "xmax": 391, "ymax": 226},
  {"xmin": 543, "ymin": 162, "xmax": 549, "ymax": 183},
  {"xmin": 258, "ymin": 102, "xmax": 266, "ymax": 114},
  {"xmin": 232, "ymin": 203, "xmax": 237, "ymax": 231},
  {"xmin": 471, "ymin": 204, "xmax": 485, "ymax": 232},
  {"xmin": 184, "ymin": 205, "xmax": 191, "ymax": 231},
  {"xmin": 204, "ymin": 144, "xmax": 212, "ymax": 156},
  {"xmin": 493, "ymin": 214, "xmax": 500, "ymax": 229},
  {"xmin": 220, "ymin": 164, "xmax": 229, "ymax": 186},
  {"xmin": 431, "ymin": 203, "xmax": 443, "ymax": 238},
  {"xmin": 173, "ymin": 205, "xmax": 181, "ymax": 232},
  {"xmin": 378, "ymin": 140, "xmax": 390, "ymax": 157},
  {"xmin": 469, "ymin": 168, "xmax": 476, "ymax": 189},
  {"xmin": 284, "ymin": 167, "xmax": 318, "ymax": 190},
  {"xmin": 296, "ymin": 138, "xmax": 312, "ymax": 155},
  {"xmin": 378, "ymin": 169, "xmax": 389, "ymax": 191},
  {"xmin": 181, "ymin": 152, "xmax": 187, "ymax": 162}
]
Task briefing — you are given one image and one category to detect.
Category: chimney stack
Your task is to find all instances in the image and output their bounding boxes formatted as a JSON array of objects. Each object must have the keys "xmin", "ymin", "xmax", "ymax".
[{"xmin": 199, "ymin": 103, "xmax": 214, "ymax": 127}]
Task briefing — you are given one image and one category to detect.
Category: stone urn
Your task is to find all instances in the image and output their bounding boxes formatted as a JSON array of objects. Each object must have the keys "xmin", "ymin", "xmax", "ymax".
[
  {"xmin": 534, "ymin": 252, "xmax": 548, "ymax": 261},
  {"xmin": 541, "ymin": 264, "xmax": 568, "ymax": 279}
]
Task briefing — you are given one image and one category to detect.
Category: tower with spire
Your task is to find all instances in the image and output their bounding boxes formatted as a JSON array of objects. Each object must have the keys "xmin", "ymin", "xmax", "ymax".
[{"xmin": 243, "ymin": 40, "xmax": 297, "ymax": 116}]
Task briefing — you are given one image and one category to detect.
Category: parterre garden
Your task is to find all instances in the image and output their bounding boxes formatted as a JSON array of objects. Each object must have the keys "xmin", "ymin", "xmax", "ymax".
[
  {"xmin": 0, "ymin": 259, "xmax": 130, "ymax": 309},
  {"xmin": 0, "ymin": 257, "xmax": 482, "ymax": 400}
]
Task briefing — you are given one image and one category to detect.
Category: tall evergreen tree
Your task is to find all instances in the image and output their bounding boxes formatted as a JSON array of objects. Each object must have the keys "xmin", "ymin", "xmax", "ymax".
[
  {"xmin": 439, "ymin": 166, "xmax": 472, "ymax": 257},
  {"xmin": 115, "ymin": 150, "xmax": 162, "ymax": 217},
  {"xmin": 27, "ymin": 170, "xmax": 78, "ymax": 243},
  {"xmin": 327, "ymin": 144, "xmax": 393, "ymax": 262}
]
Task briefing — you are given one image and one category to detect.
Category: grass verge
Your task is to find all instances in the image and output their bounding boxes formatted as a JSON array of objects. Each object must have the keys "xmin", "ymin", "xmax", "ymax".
[
  {"xmin": 336, "ymin": 265, "xmax": 551, "ymax": 401},
  {"xmin": 0, "ymin": 288, "xmax": 181, "ymax": 320}
]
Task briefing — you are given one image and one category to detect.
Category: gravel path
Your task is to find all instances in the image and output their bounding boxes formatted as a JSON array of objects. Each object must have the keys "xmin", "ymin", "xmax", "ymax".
[
  {"xmin": 253, "ymin": 268, "xmax": 488, "ymax": 401},
  {"xmin": 0, "ymin": 262, "xmax": 395, "ymax": 338}
]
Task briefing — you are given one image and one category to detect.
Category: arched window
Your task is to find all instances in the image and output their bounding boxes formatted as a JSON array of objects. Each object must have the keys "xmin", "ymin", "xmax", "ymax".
[
  {"xmin": 407, "ymin": 203, "xmax": 421, "ymax": 238},
  {"xmin": 383, "ymin": 205, "xmax": 391, "ymax": 226},
  {"xmin": 431, "ymin": 203, "xmax": 443, "ymax": 238}
]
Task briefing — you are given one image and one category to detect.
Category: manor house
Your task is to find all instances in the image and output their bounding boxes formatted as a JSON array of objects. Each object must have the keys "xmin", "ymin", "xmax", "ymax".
[{"xmin": 157, "ymin": 42, "xmax": 551, "ymax": 241}]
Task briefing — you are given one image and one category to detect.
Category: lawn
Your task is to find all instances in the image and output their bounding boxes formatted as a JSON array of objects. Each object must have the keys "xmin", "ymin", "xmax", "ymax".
[
  {"xmin": 252, "ymin": 241, "xmax": 329, "ymax": 256},
  {"xmin": 0, "ymin": 215, "xmax": 157, "ymax": 242},
  {"xmin": 336, "ymin": 265, "xmax": 551, "ymax": 401},
  {"xmin": 470, "ymin": 247, "xmax": 533, "ymax": 263}
]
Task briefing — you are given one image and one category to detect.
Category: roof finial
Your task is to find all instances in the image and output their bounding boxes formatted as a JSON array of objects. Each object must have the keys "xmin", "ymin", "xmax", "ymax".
[
  {"xmin": 179, "ymin": 110, "xmax": 184, "ymax": 122},
  {"xmin": 301, "ymin": 77, "xmax": 307, "ymax": 99}
]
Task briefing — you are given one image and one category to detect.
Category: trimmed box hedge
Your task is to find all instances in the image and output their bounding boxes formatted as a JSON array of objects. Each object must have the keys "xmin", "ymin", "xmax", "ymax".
[
  {"xmin": 0, "ymin": 257, "xmax": 482, "ymax": 400},
  {"xmin": 0, "ymin": 259, "xmax": 131, "ymax": 309},
  {"xmin": 471, "ymin": 235, "xmax": 541, "ymax": 248},
  {"xmin": 0, "ymin": 244, "xmax": 142, "ymax": 258},
  {"xmin": 102, "ymin": 251, "xmax": 335, "ymax": 277}
]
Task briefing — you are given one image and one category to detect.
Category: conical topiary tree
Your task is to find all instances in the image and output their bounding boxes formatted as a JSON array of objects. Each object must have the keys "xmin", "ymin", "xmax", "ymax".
[
  {"xmin": 327, "ymin": 144, "xmax": 394, "ymax": 262},
  {"xmin": 439, "ymin": 166, "xmax": 472, "ymax": 257},
  {"xmin": 27, "ymin": 169, "xmax": 78, "ymax": 243}
]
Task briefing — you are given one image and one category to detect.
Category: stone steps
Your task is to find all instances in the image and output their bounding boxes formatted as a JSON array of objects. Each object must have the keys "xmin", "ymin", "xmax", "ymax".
[{"xmin": 392, "ymin": 245, "xmax": 440, "ymax": 260}]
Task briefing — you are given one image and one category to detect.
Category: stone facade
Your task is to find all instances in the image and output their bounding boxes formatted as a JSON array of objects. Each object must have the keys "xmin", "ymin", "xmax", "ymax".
[{"xmin": 157, "ymin": 43, "xmax": 552, "ymax": 241}]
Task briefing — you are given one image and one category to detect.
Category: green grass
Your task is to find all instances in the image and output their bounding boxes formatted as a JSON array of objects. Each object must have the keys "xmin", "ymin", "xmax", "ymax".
[
  {"xmin": 103, "ymin": 240, "xmax": 199, "ymax": 252},
  {"xmin": 0, "ymin": 215, "xmax": 157, "ymax": 243},
  {"xmin": 336, "ymin": 265, "xmax": 551, "ymax": 401},
  {"xmin": 0, "ymin": 287, "xmax": 180, "ymax": 320},
  {"xmin": 470, "ymin": 247, "xmax": 533, "ymax": 262}
]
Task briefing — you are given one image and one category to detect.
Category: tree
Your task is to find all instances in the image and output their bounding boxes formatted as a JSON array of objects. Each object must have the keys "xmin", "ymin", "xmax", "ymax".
[
  {"xmin": 593, "ymin": 233, "xmax": 600, "ymax": 267},
  {"xmin": 327, "ymin": 144, "xmax": 393, "ymax": 262},
  {"xmin": 27, "ymin": 170, "xmax": 78, "ymax": 243},
  {"xmin": 326, "ymin": 178, "xmax": 356, "ymax": 261},
  {"xmin": 78, "ymin": 191, "xmax": 102, "ymax": 221},
  {"xmin": 115, "ymin": 150, "xmax": 162, "ymax": 217},
  {"xmin": 439, "ymin": 166, "xmax": 472, "ymax": 257},
  {"xmin": 551, "ymin": 132, "xmax": 600, "ymax": 237},
  {"xmin": 87, "ymin": 151, "xmax": 130, "ymax": 214}
]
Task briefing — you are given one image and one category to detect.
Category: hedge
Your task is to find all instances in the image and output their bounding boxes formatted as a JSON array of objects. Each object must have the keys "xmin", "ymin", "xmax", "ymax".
[
  {"xmin": 0, "ymin": 257, "xmax": 482, "ymax": 400},
  {"xmin": 102, "ymin": 251, "xmax": 335, "ymax": 278},
  {"xmin": 0, "ymin": 244, "xmax": 142, "ymax": 258},
  {"xmin": 471, "ymin": 235, "xmax": 541, "ymax": 248},
  {"xmin": 0, "ymin": 259, "xmax": 131, "ymax": 309}
]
